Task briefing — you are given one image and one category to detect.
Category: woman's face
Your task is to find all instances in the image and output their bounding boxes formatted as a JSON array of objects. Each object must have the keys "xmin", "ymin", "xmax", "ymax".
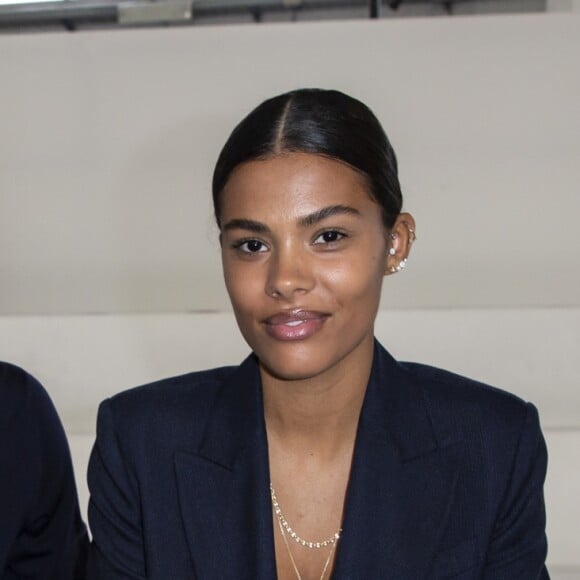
[{"xmin": 219, "ymin": 152, "xmax": 392, "ymax": 382}]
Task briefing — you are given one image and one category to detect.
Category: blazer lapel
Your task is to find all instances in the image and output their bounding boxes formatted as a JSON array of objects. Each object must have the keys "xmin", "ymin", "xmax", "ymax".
[
  {"xmin": 173, "ymin": 342, "xmax": 463, "ymax": 579},
  {"xmin": 174, "ymin": 355, "xmax": 276, "ymax": 580},
  {"xmin": 333, "ymin": 342, "xmax": 464, "ymax": 580}
]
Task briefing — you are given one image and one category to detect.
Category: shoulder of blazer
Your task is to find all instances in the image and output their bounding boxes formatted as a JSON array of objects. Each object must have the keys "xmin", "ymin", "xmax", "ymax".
[
  {"xmin": 108, "ymin": 364, "xmax": 239, "ymax": 408},
  {"xmin": 398, "ymin": 361, "xmax": 536, "ymax": 463},
  {"xmin": 0, "ymin": 362, "xmax": 31, "ymax": 426},
  {"xmin": 99, "ymin": 362, "xmax": 248, "ymax": 458},
  {"xmin": 0, "ymin": 361, "xmax": 59, "ymax": 430}
]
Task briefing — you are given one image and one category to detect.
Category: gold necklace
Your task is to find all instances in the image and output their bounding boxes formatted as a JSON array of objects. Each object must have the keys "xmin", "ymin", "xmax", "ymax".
[
  {"xmin": 276, "ymin": 517, "xmax": 337, "ymax": 580},
  {"xmin": 270, "ymin": 484, "xmax": 342, "ymax": 549},
  {"xmin": 270, "ymin": 483, "xmax": 341, "ymax": 580}
]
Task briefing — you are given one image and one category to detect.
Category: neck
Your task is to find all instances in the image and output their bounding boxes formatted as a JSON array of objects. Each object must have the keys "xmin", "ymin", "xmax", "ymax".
[{"xmin": 261, "ymin": 338, "xmax": 374, "ymax": 457}]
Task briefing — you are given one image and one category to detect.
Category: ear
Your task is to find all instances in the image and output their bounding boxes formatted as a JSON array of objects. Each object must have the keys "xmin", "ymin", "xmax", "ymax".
[{"xmin": 385, "ymin": 213, "xmax": 416, "ymax": 275}]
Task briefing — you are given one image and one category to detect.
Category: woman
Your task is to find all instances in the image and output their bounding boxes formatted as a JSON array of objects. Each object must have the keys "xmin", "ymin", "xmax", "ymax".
[
  {"xmin": 87, "ymin": 89, "xmax": 549, "ymax": 579},
  {"xmin": 0, "ymin": 362, "xmax": 88, "ymax": 579}
]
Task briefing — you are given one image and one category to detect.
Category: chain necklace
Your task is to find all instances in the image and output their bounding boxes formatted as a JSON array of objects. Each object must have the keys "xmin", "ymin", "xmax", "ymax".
[
  {"xmin": 276, "ymin": 516, "xmax": 337, "ymax": 580},
  {"xmin": 270, "ymin": 484, "xmax": 342, "ymax": 549},
  {"xmin": 270, "ymin": 483, "xmax": 342, "ymax": 580}
]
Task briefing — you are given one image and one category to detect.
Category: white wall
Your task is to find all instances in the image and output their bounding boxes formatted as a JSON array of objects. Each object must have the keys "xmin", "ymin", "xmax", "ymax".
[
  {"xmin": 1, "ymin": 14, "xmax": 579, "ymax": 314},
  {"xmin": 1, "ymin": 310, "xmax": 578, "ymax": 433},
  {"xmin": 1, "ymin": 12, "xmax": 579, "ymax": 576}
]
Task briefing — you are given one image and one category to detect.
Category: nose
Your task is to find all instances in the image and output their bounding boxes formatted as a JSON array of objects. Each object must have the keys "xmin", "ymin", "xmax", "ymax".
[{"xmin": 265, "ymin": 243, "xmax": 314, "ymax": 300}]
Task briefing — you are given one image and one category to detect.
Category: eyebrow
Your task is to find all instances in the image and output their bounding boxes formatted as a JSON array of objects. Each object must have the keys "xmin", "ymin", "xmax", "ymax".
[
  {"xmin": 221, "ymin": 218, "xmax": 270, "ymax": 233},
  {"xmin": 222, "ymin": 205, "xmax": 361, "ymax": 233},
  {"xmin": 298, "ymin": 205, "xmax": 361, "ymax": 227}
]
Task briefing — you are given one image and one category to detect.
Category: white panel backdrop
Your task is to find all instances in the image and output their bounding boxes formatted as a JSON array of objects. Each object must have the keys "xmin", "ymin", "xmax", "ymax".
[{"xmin": 0, "ymin": 14, "xmax": 579, "ymax": 314}]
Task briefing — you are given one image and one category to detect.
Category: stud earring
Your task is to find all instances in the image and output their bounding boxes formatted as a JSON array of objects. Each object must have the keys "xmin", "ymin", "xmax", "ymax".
[
  {"xmin": 396, "ymin": 258, "xmax": 408, "ymax": 272},
  {"xmin": 389, "ymin": 232, "xmax": 398, "ymax": 256}
]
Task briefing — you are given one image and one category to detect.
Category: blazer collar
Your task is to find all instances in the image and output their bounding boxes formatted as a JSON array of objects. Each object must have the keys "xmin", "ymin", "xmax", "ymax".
[
  {"xmin": 330, "ymin": 341, "xmax": 464, "ymax": 579},
  {"xmin": 174, "ymin": 353, "xmax": 275, "ymax": 579},
  {"xmin": 175, "ymin": 341, "xmax": 463, "ymax": 579},
  {"xmin": 359, "ymin": 340, "xmax": 439, "ymax": 461},
  {"xmin": 197, "ymin": 353, "xmax": 264, "ymax": 469}
]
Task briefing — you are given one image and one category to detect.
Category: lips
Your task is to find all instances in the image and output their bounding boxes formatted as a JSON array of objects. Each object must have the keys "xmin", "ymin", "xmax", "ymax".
[{"xmin": 263, "ymin": 309, "xmax": 329, "ymax": 341}]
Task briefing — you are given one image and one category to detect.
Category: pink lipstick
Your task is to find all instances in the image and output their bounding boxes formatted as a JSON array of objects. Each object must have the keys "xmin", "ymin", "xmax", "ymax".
[{"xmin": 263, "ymin": 309, "xmax": 329, "ymax": 341}]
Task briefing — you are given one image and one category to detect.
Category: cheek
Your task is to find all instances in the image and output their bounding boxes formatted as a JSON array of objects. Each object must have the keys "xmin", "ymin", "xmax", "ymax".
[
  {"xmin": 223, "ymin": 260, "xmax": 262, "ymax": 313},
  {"xmin": 319, "ymin": 253, "xmax": 385, "ymax": 304}
]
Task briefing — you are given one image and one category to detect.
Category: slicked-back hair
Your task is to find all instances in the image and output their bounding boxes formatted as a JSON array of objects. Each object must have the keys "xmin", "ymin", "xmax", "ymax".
[{"xmin": 212, "ymin": 89, "xmax": 403, "ymax": 229}]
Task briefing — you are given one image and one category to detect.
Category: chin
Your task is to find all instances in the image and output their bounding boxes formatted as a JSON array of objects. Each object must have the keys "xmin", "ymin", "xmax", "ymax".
[
  {"xmin": 256, "ymin": 340, "xmax": 344, "ymax": 383},
  {"xmin": 259, "ymin": 358, "xmax": 325, "ymax": 382}
]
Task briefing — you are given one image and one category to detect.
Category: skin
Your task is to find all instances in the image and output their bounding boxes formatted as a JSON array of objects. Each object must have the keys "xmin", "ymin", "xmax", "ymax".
[{"xmin": 219, "ymin": 152, "xmax": 414, "ymax": 580}]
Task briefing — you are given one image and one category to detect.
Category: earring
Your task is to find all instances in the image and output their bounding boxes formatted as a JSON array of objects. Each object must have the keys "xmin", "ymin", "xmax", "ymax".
[
  {"xmin": 389, "ymin": 258, "xmax": 408, "ymax": 274},
  {"xmin": 396, "ymin": 258, "xmax": 408, "ymax": 272},
  {"xmin": 389, "ymin": 232, "xmax": 398, "ymax": 256}
]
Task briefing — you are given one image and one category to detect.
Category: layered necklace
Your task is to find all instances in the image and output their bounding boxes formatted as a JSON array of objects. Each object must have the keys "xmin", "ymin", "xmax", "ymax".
[{"xmin": 270, "ymin": 483, "xmax": 342, "ymax": 580}]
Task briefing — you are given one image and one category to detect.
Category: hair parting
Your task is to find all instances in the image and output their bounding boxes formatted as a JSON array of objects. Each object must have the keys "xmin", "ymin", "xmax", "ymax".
[{"xmin": 212, "ymin": 88, "xmax": 403, "ymax": 230}]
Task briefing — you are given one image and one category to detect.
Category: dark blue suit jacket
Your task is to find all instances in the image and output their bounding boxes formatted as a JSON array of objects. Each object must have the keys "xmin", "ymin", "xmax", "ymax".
[
  {"xmin": 0, "ymin": 362, "xmax": 88, "ymax": 580},
  {"xmin": 87, "ymin": 341, "xmax": 549, "ymax": 579}
]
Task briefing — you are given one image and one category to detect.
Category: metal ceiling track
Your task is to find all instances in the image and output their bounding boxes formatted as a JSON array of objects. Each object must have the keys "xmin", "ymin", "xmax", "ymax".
[{"xmin": 0, "ymin": 0, "xmax": 471, "ymax": 31}]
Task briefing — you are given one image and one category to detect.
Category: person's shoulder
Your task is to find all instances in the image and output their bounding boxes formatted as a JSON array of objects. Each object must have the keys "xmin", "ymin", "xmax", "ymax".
[
  {"xmin": 400, "ymin": 361, "xmax": 534, "ymax": 439},
  {"xmin": 0, "ymin": 361, "xmax": 71, "ymax": 469},
  {"xmin": 99, "ymin": 365, "xmax": 239, "ymax": 438},
  {"xmin": 0, "ymin": 361, "xmax": 55, "ymax": 428},
  {"xmin": 401, "ymin": 361, "xmax": 527, "ymax": 408},
  {"xmin": 108, "ymin": 365, "xmax": 237, "ymax": 408}
]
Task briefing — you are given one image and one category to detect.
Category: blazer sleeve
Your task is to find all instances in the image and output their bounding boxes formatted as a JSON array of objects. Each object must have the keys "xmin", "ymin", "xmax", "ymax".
[
  {"xmin": 482, "ymin": 402, "xmax": 550, "ymax": 579},
  {"xmin": 0, "ymin": 366, "xmax": 88, "ymax": 580},
  {"xmin": 87, "ymin": 399, "xmax": 146, "ymax": 580}
]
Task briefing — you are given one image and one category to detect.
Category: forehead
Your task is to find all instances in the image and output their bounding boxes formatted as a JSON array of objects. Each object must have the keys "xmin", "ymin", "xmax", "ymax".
[{"xmin": 220, "ymin": 152, "xmax": 378, "ymax": 223}]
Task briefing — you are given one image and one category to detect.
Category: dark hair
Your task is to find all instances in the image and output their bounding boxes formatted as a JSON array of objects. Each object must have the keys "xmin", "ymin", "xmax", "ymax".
[{"xmin": 212, "ymin": 88, "xmax": 403, "ymax": 228}]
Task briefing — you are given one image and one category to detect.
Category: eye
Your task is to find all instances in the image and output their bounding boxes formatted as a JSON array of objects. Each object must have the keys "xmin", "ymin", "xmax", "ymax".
[
  {"xmin": 313, "ymin": 230, "xmax": 346, "ymax": 245},
  {"xmin": 234, "ymin": 239, "xmax": 268, "ymax": 253}
]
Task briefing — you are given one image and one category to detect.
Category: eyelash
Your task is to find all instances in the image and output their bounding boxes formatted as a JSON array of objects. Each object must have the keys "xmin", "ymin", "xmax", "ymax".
[
  {"xmin": 232, "ymin": 238, "xmax": 268, "ymax": 254},
  {"xmin": 312, "ymin": 230, "xmax": 347, "ymax": 245},
  {"xmin": 231, "ymin": 230, "xmax": 347, "ymax": 255}
]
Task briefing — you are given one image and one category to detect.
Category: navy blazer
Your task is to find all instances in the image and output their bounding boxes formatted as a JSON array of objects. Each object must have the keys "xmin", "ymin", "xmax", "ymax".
[
  {"xmin": 87, "ymin": 341, "xmax": 549, "ymax": 579},
  {"xmin": 0, "ymin": 362, "xmax": 88, "ymax": 579}
]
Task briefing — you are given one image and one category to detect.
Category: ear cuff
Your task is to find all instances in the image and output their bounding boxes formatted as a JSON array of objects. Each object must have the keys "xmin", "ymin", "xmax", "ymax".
[
  {"xmin": 388, "ymin": 225, "xmax": 415, "ymax": 273},
  {"xmin": 389, "ymin": 258, "xmax": 408, "ymax": 274}
]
